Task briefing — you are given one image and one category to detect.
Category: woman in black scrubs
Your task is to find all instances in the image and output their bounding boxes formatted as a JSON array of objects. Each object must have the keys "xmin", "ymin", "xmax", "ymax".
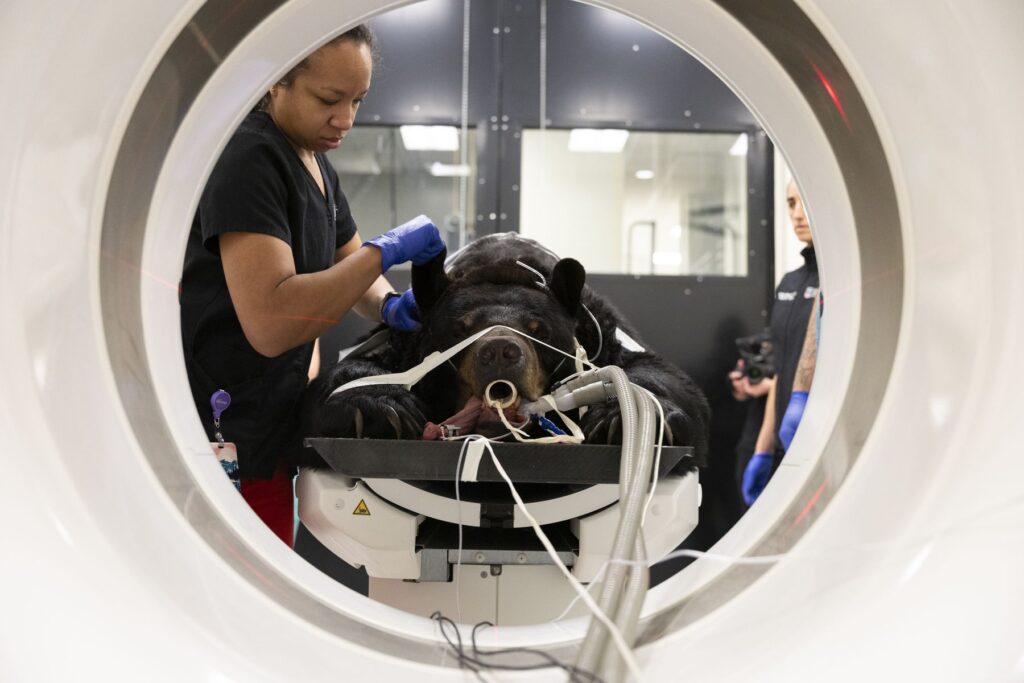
[{"xmin": 180, "ymin": 25, "xmax": 443, "ymax": 545}]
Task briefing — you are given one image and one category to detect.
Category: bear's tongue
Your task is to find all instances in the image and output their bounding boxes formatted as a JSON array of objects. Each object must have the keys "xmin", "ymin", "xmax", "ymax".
[
  {"xmin": 477, "ymin": 399, "xmax": 526, "ymax": 426},
  {"xmin": 419, "ymin": 395, "xmax": 524, "ymax": 438},
  {"xmin": 422, "ymin": 395, "xmax": 528, "ymax": 440}
]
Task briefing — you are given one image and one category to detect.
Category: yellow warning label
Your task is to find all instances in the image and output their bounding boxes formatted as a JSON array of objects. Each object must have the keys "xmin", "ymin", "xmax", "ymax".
[{"xmin": 352, "ymin": 499, "xmax": 371, "ymax": 516}]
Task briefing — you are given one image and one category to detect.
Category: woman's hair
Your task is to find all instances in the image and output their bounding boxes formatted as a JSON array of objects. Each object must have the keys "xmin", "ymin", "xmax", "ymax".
[{"xmin": 255, "ymin": 24, "xmax": 375, "ymax": 111}]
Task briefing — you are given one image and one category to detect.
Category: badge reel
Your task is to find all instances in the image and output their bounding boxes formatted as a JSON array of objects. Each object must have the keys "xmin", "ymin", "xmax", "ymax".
[{"xmin": 209, "ymin": 389, "xmax": 240, "ymax": 490}]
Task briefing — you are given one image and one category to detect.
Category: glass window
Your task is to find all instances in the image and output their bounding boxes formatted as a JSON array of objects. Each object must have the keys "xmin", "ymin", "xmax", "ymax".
[
  {"xmin": 519, "ymin": 129, "xmax": 748, "ymax": 276},
  {"xmin": 325, "ymin": 126, "xmax": 477, "ymax": 255}
]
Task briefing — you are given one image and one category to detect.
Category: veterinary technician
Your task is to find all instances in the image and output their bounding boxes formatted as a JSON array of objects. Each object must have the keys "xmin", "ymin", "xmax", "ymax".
[
  {"xmin": 741, "ymin": 180, "xmax": 819, "ymax": 506},
  {"xmin": 180, "ymin": 24, "xmax": 443, "ymax": 546}
]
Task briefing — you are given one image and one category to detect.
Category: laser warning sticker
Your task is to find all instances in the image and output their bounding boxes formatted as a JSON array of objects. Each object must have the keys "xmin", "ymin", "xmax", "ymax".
[{"xmin": 353, "ymin": 499, "xmax": 371, "ymax": 516}]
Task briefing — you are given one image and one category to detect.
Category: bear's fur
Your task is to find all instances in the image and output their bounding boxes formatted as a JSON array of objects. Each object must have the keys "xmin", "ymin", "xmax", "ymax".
[{"xmin": 297, "ymin": 233, "xmax": 710, "ymax": 466}]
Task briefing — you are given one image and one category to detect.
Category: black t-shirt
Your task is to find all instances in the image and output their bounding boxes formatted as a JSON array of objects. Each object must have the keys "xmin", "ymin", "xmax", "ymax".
[
  {"xmin": 180, "ymin": 110, "xmax": 357, "ymax": 479},
  {"xmin": 770, "ymin": 246, "xmax": 819, "ymax": 451}
]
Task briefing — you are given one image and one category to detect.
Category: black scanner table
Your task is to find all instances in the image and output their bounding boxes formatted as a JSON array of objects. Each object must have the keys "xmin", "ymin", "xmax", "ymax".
[{"xmin": 304, "ymin": 438, "xmax": 694, "ymax": 485}]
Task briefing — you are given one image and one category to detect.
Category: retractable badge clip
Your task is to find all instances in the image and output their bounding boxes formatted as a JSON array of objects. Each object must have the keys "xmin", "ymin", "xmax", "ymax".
[{"xmin": 210, "ymin": 389, "xmax": 231, "ymax": 448}]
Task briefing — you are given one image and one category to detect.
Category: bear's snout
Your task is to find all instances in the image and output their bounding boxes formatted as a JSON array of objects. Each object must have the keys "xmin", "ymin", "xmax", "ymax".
[
  {"xmin": 477, "ymin": 336, "xmax": 524, "ymax": 368},
  {"xmin": 467, "ymin": 334, "xmax": 544, "ymax": 401}
]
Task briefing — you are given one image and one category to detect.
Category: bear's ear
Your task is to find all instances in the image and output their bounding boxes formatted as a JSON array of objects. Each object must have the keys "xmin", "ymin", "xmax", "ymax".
[
  {"xmin": 550, "ymin": 258, "xmax": 586, "ymax": 314},
  {"xmin": 411, "ymin": 248, "xmax": 450, "ymax": 315}
]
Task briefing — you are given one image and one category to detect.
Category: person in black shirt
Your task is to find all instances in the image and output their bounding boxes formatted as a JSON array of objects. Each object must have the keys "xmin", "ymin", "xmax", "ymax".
[
  {"xmin": 741, "ymin": 180, "xmax": 820, "ymax": 505},
  {"xmin": 180, "ymin": 25, "xmax": 444, "ymax": 545}
]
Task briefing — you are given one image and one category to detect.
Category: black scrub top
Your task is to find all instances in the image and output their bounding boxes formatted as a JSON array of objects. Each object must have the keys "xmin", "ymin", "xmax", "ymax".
[
  {"xmin": 180, "ymin": 110, "xmax": 357, "ymax": 480},
  {"xmin": 770, "ymin": 245, "xmax": 819, "ymax": 451}
]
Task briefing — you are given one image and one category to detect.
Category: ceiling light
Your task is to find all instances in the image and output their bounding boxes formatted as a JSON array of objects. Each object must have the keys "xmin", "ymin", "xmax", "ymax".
[
  {"xmin": 729, "ymin": 133, "xmax": 748, "ymax": 156},
  {"xmin": 634, "ymin": 169, "xmax": 655, "ymax": 180},
  {"xmin": 428, "ymin": 162, "xmax": 471, "ymax": 177},
  {"xmin": 400, "ymin": 125, "xmax": 460, "ymax": 151},
  {"xmin": 568, "ymin": 128, "xmax": 629, "ymax": 153},
  {"xmin": 652, "ymin": 251, "xmax": 683, "ymax": 266}
]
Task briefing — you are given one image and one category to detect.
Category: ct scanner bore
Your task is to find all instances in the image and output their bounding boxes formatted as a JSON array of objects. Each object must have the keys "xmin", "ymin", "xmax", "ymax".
[{"xmin": 2, "ymin": 0, "xmax": 1022, "ymax": 681}]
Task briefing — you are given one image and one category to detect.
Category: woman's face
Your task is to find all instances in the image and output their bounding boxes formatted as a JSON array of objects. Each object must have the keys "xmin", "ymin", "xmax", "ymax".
[
  {"xmin": 786, "ymin": 181, "xmax": 813, "ymax": 245},
  {"xmin": 269, "ymin": 39, "xmax": 372, "ymax": 154}
]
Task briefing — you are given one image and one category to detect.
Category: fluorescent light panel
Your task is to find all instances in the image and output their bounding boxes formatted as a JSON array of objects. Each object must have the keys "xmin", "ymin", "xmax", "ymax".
[
  {"xmin": 568, "ymin": 128, "xmax": 629, "ymax": 153},
  {"xmin": 729, "ymin": 133, "xmax": 748, "ymax": 156},
  {"xmin": 652, "ymin": 251, "xmax": 683, "ymax": 266},
  {"xmin": 428, "ymin": 162, "xmax": 471, "ymax": 177},
  {"xmin": 400, "ymin": 125, "xmax": 460, "ymax": 151}
]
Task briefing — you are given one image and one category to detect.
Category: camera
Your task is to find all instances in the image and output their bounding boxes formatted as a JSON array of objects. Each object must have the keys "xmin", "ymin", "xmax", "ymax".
[{"xmin": 735, "ymin": 331, "xmax": 775, "ymax": 384}]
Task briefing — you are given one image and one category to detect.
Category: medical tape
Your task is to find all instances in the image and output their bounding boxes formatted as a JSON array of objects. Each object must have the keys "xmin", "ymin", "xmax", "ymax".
[
  {"xmin": 531, "ymin": 395, "xmax": 585, "ymax": 441},
  {"xmin": 495, "ymin": 401, "xmax": 579, "ymax": 444},
  {"xmin": 554, "ymin": 406, "xmax": 585, "ymax": 440}
]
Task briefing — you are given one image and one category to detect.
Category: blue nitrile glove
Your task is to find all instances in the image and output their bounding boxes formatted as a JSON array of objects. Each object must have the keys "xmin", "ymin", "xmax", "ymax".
[
  {"xmin": 363, "ymin": 214, "xmax": 445, "ymax": 273},
  {"xmin": 381, "ymin": 288, "xmax": 421, "ymax": 332},
  {"xmin": 742, "ymin": 452, "xmax": 774, "ymax": 506},
  {"xmin": 778, "ymin": 390, "xmax": 809, "ymax": 451}
]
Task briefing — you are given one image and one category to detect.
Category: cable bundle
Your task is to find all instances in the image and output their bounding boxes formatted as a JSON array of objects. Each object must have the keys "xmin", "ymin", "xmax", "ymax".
[
  {"xmin": 432, "ymin": 612, "xmax": 605, "ymax": 683},
  {"xmin": 570, "ymin": 367, "xmax": 660, "ymax": 682}
]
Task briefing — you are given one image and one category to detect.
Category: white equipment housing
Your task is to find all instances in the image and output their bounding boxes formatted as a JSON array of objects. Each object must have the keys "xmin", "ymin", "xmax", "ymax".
[
  {"xmin": 297, "ymin": 465, "xmax": 700, "ymax": 624},
  {"xmin": 3, "ymin": 1, "xmax": 1023, "ymax": 680}
]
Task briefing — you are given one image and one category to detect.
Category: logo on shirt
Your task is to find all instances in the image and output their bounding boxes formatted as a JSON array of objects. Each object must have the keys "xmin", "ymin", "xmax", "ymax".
[
  {"xmin": 778, "ymin": 291, "xmax": 797, "ymax": 301},
  {"xmin": 804, "ymin": 286, "xmax": 819, "ymax": 299}
]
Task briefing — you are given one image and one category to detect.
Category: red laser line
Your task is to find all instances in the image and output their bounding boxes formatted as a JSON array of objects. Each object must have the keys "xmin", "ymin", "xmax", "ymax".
[
  {"xmin": 259, "ymin": 314, "xmax": 340, "ymax": 325},
  {"xmin": 809, "ymin": 61, "xmax": 851, "ymax": 130},
  {"xmin": 790, "ymin": 478, "xmax": 828, "ymax": 529}
]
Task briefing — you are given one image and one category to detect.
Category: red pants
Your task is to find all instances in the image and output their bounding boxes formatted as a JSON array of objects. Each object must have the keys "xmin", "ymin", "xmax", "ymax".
[{"xmin": 241, "ymin": 465, "xmax": 295, "ymax": 547}]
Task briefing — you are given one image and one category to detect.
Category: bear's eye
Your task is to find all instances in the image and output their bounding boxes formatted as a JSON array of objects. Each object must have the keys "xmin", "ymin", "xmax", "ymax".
[
  {"xmin": 458, "ymin": 316, "xmax": 474, "ymax": 336},
  {"xmin": 527, "ymin": 320, "xmax": 547, "ymax": 339}
]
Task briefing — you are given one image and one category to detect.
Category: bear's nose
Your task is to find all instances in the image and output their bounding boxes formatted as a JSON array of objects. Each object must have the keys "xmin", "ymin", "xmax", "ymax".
[{"xmin": 478, "ymin": 337, "xmax": 523, "ymax": 368}]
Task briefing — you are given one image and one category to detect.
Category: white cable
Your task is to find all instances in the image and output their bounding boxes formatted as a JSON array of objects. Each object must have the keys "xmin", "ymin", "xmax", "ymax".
[
  {"xmin": 629, "ymin": 547, "xmax": 790, "ymax": 566},
  {"xmin": 474, "ymin": 436, "xmax": 648, "ymax": 683},
  {"xmin": 514, "ymin": 260, "xmax": 546, "ymax": 287},
  {"xmin": 583, "ymin": 302, "xmax": 603, "ymax": 361},
  {"xmin": 635, "ymin": 386, "xmax": 666, "ymax": 528},
  {"xmin": 549, "ymin": 548, "xmax": 789, "ymax": 627},
  {"xmin": 454, "ymin": 437, "xmax": 472, "ymax": 625},
  {"xmin": 549, "ymin": 563, "xmax": 609, "ymax": 623}
]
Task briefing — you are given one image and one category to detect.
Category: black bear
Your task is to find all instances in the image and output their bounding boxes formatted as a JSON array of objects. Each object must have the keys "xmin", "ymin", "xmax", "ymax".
[{"xmin": 297, "ymin": 233, "xmax": 709, "ymax": 465}]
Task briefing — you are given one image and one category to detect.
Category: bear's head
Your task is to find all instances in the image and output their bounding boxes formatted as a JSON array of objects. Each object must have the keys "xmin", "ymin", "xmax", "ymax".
[{"xmin": 410, "ymin": 249, "xmax": 586, "ymax": 434}]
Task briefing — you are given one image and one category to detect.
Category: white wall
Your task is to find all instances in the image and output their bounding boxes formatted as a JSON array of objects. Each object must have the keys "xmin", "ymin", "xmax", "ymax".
[
  {"xmin": 773, "ymin": 149, "xmax": 807, "ymax": 284},
  {"xmin": 520, "ymin": 130, "xmax": 624, "ymax": 270},
  {"xmin": 521, "ymin": 129, "xmax": 748, "ymax": 276}
]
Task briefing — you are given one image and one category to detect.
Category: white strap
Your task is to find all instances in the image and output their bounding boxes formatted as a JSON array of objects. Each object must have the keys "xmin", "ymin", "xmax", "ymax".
[
  {"xmin": 329, "ymin": 325, "xmax": 586, "ymax": 398},
  {"xmin": 336, "ymin": 329, "xmax": 390, "ymax": 362},
  {"xmin": 459, "ymin": 439, "xmax": 487, "ymax": 482},
  {"xmin": 553, "ymin": 406, "xmax": 585, "ymax": 441},
  {"xmin": 329, "ymin": 324, "xmax": 508, "ymax": 398}
]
